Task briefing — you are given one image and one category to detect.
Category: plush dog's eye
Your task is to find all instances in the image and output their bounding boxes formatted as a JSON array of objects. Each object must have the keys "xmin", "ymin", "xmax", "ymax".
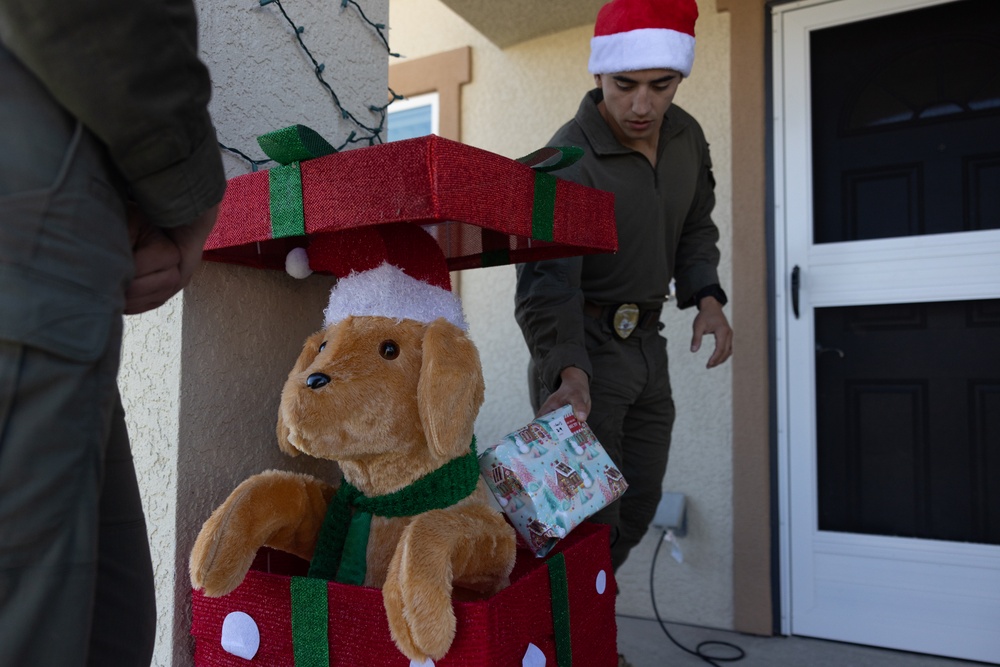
[
  {"xmin": 318, "ymin": 341, "xmax": 326, "ymax": 352},
  {"xmin": 379, "ymin": 340, "xmax": 400, "ymax": 360}
]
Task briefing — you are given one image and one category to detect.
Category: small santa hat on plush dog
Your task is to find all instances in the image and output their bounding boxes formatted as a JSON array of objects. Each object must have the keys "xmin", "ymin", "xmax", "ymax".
[
  {"xmin": 286, "ymin": 222, "xmax": 468, "ymax": 332},
  {"xmin": 588, "ymin": 0, "xmax": 699, "ymax": 77}
]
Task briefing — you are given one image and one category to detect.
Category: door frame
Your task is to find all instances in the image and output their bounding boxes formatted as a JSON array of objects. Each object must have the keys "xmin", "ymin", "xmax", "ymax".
[{"xmin": 771, "ymin": 0, "xmax": 1000, "ymax": 641}]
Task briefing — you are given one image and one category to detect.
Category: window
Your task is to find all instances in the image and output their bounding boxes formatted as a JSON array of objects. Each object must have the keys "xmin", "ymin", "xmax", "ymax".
[{"xmin": 387, "ymin": 92, "xmax": 440, "ymax": 142}]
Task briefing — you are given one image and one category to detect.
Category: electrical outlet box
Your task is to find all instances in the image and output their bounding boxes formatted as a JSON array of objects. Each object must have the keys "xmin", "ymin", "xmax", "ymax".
[{"xmin": 651, "ymin": 491, "xmax": 687, "ymax": 537}]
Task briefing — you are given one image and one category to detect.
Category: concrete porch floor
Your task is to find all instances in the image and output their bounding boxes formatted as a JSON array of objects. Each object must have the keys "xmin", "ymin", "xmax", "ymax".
[{"xmin": 616, "ymin": 614, "xmax": 990, "ymax": 667}]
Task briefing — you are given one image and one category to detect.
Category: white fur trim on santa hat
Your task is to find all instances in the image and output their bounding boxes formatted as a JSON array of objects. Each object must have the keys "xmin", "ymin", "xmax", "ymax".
[
  {"xmin": 589, "ymin": 27, "xmax": 695, "ymax": 77},
  {"xmin": 323, "ymin": 263, "xmax": 468, "ymax": 331}
]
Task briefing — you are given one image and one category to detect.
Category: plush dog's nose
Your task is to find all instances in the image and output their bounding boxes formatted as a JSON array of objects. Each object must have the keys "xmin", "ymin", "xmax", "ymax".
[{"xmin": 306, "ymin": 372, "xmax": 331, "ymax": 389}]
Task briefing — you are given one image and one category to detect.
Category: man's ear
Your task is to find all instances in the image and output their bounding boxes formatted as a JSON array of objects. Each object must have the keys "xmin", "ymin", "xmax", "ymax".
[
  {"xmin": 594, "ymin": 73, "xmax": 602, "ymax": 88},
  {"xmin": 276, "ymin": 330, "xmax": 326, "ymax": 457}
]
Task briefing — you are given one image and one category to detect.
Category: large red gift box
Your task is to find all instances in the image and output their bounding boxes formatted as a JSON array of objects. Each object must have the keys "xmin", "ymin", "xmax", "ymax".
[
  {"xmin": 202, "ymin": 132, "xmax": 617, "ymax": 274},
  {"xmin": 191, "ymin": 522, "xmax": 618, "ymax": 666}
]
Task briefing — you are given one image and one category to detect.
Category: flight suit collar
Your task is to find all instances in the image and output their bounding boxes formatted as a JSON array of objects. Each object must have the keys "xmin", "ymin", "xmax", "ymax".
[{"xmin": 575, "ymin": 88, "xmax": 690, "ymax": 158}]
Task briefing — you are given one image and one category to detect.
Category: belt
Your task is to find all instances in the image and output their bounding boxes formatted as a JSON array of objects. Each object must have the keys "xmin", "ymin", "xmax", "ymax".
[{"xmin": 584, "ymin": 301, "xmax": 661, "ymax": 339}]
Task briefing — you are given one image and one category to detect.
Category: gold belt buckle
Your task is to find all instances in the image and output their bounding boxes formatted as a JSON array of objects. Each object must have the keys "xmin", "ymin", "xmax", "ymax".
[{"xmin": 613, "ymin": 303, "xmax": 640, "ymax": 339}]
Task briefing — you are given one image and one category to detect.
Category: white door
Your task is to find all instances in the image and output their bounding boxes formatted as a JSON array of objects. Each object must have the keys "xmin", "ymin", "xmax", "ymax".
[{"xmin": 774, "ymin": 0, "xmax": 1000, "ymax": 662}]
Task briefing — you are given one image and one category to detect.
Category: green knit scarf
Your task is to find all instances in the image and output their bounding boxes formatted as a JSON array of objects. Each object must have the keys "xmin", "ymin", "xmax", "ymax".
[{"xmin": 307, "ymin": 437, "xmax": 480, "ymax": 584}]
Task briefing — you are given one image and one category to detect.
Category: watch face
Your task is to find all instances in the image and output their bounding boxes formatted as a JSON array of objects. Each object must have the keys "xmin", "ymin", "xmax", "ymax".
[{"xmin": 613, "ymin": 303, "xmax": 640, "ymax": 339}]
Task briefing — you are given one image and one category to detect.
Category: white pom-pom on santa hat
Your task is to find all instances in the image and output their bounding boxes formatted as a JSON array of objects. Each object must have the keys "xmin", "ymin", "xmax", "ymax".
[
  {"xmin": 323, "ymin": 262, "xmax": 468, "ymax": 331},
  {"xmin": 588, "ymin": 0, "xmax": 698, "ymax": 77},
  {"xmin": 285, "ymin": 247, "xmax": 313, "ymax": 279}
]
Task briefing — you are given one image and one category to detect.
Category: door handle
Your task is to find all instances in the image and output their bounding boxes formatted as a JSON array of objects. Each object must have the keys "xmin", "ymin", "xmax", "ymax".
[
  {"xmin": 816, "ymin": 343, "xmax": 845, "ymax": 358},
  {"xmin": 791, "ymin": 265, "xmax": 801, "ymax": 319}
]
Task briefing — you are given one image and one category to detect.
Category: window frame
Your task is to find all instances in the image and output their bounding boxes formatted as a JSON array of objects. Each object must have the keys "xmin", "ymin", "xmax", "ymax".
[{"xmin": 388, "ymin": 46, "xmax": 471, "ymax": 142}]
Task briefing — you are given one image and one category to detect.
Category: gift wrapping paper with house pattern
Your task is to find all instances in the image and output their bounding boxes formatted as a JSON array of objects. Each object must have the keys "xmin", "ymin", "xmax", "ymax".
[{"xmin": 479, "ymin": 405, "xmax": 628, "ymax": 557}]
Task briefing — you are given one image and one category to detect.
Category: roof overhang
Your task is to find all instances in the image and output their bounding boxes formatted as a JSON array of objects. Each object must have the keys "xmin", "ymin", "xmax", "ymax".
[{"xmin": 438, "ymin": 0, "xmax": 604, "ymax": 48}]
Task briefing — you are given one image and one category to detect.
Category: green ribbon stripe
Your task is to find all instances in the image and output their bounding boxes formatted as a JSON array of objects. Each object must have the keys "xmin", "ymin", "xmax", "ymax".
[
  {"xmin": 531, "ymin": 171, "xmax": 557, "ymax": 242},
  {"xmin": 259, "ymin": 124, "xmax": 340, "ymax": 240},
  {"xmin": 290, "ymin": 576, "xmax": 331, "ymax": 667},
  {"xmin": 548, "ymin": 552, "xmax": 572, "ymax": 667},
  {"xmin": 268, "ymin": 163, "xmax": 306, "ymax": 239}
]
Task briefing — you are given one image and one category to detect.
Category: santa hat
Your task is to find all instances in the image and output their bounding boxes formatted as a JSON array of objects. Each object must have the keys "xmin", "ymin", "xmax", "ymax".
[
  {"xmin": 283, "ymin": 222, "xmax": 468, "ymax": 331},
  {"xmin": 588, "ymin": 0, "xmax": 698, "ymax": 77},
  {"xmin": 322, "ymin": 262, "xmax": 467, "ymax": 331}
]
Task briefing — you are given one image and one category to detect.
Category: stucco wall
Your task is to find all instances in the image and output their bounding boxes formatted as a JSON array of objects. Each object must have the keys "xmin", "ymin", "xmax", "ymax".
[
  {"xmin": 389, "ymin": 0, "xmax": 735, "ymax": 630},
  {"xmin": 119, "ymin": 1, "xmax": 389, "ymax": 665}
]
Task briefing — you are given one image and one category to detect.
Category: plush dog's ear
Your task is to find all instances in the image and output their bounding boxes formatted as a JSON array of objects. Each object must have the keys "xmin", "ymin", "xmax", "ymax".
[
  {"xmin": 276, "ymin": 330, "xmax": 326, "ymax": 457},
  {"xmin": 417, "ymin": 319, "xmax": 485, "ymax": 459}
]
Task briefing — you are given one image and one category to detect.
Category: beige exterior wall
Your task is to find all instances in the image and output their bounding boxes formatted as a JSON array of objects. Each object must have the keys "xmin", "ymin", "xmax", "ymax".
[
  {"xmin": 389, "ymin": 0, "xmax": 736, "ymax": 630},
  {"xmin": 118, "ymin": 1, "xmax": 388, "ymax": 664}
]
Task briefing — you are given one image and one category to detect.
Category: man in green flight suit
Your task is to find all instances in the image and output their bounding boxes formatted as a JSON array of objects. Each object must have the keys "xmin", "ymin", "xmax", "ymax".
[
  {"xmin": 0, "ymin": 0, "xmax": 226, "ymax": 664},
  {"xmin": 515, "ymin": 0, "xmax": 733, "ymax": 582}
]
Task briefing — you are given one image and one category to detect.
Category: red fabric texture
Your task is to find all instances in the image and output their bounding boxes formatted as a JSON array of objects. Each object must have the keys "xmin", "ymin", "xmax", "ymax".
[
  {"xmin": 202, "ymin": 135, "xmax": 617, "ymax": 275},
  {"xmin": 593, "ymin": 0, "xmax": 698, "ymax": 37},
  {"xmin": 191, "ymin": 522, "xmax": 618, "ymax": 666},
  {"xmin": 306, "ymin": 224, "xmax": 452, "ymax": 291}
]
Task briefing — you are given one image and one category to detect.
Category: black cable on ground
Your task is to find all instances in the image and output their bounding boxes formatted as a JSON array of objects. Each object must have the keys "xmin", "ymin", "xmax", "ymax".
[{"xmin": 649, "ymin": 529, "xmax": 747, "ymax": 666}]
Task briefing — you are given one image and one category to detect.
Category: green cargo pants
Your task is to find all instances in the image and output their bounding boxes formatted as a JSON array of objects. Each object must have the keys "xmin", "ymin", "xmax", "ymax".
[{"xmin": 0, "ymin": 44, "xmax": 156, "ymax": 666}]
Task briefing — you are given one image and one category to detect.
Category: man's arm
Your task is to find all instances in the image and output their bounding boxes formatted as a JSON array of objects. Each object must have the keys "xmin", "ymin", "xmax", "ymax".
[
  {"xmin": 1, "ymin": 0, "xmax": 227, "ymax": 313},
  {"xmin": 673, "ymin": 126, "xmax": 733, "ymax": 367},
  {"xmin": 673, "ymin": 140, "xmax": 723, "ymax": 308},
  {"xmin": 514, "ymin": 258, "xmax": 592, "ymax": 421},
  {"xmin": 0, "ymin": 0, "xmax": 226, "ymax": 229}
]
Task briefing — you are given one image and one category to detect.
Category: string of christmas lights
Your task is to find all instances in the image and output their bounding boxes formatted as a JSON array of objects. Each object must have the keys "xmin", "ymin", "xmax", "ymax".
[
  {"xmin": 341, "ymin": 0, "xmax": 399, "ymax": 56},
  {"xmin": 219, "ymin": 0, "xmax": 403, "ymax": 171}
]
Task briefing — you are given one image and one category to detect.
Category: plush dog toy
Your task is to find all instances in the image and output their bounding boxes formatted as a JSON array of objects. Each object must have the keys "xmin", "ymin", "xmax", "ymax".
[{"xmin": 190, "ymin": 260, "xmax": 517, "ymax": 663}]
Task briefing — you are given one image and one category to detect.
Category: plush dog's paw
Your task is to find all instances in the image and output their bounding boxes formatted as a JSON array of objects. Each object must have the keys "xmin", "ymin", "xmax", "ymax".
[
  {"xmin": 190, "ymin": 521, "xmax": 258, "ymax": 597},
  {"xmin": 382, "ymin": 567, "xmax": 456, "ymax": 662},
  {"xmin": 190, "ymin": 471, "xmax": 333, "ymax": 597},
  {"xmin": 190, "ymin": 559, "xmax": 251, "ymax": 598}
]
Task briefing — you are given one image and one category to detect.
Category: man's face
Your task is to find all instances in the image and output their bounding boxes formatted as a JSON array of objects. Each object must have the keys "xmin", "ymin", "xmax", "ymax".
[{"xmin": 594, "ymin": 68, "xmax": 682, "ymax": 148}]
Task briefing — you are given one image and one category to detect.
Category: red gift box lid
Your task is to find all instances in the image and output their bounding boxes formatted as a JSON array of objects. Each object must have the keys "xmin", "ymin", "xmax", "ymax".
[{"xmin": 203, "ymin": 133, "xmax": 617, "ymax": 275}]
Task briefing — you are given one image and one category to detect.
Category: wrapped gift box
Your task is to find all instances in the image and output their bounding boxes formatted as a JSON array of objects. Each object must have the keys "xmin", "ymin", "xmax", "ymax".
[
  {"xmin": 479, "ymin": 406, "xmax": 628, "ymax": 557},
  {"xmin": 191, "ymin": 522, "xmax": 618, "ymax": 666}
]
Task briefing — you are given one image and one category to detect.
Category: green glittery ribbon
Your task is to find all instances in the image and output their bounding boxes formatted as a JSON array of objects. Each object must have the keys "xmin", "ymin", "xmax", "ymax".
[
  {"xmin": 290, "ymin": 576, "xmax": 330, "ymax": 667},
  {"xmin": 515, "ymin": 146, "xmax": 583, "ymax": 245},
  {"xmin": 548, "ymin": 552, "xmax": 573, "ymax": 667},
  {"xmin": 531, "ymin": 171, "xmax": 557, "ymax": 243},
  {"xmin": 258, "ymin": 125, "xmax": 337, "ymax": 165},
  {"xmin": 256, "ymin": 125, "xmax": 337, "ymax": 241}
]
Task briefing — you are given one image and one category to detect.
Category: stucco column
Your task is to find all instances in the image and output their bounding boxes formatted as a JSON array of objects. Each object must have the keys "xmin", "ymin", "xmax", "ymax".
[{"xmin": 118, "ymin": 2, "xmax": 389, "ymax": 665}]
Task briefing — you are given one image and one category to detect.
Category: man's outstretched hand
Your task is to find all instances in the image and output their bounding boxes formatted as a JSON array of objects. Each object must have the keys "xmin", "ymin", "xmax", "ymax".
[{"xmin": 691, "ymin": 296, "xmax": 733, "ymax": 368}]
